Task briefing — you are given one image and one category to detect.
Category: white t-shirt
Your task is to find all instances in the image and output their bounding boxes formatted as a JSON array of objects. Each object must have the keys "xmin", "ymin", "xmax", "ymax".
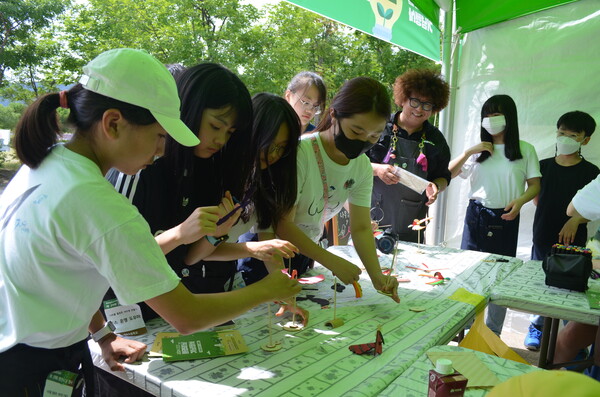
[
  {"xmin": 0, "ymin": 145, "xmax": 180, "ymax": 352},
  {"xmin": 572, "ymin": 174, "xmax": 600, "ymax": 221},
  {"xmin": 460, "ymin": 141, "xmax": 541, "ymax": 208},
  {"xmin": 293, "ymin": 132, "xmax": 373, "ymax": 242}
]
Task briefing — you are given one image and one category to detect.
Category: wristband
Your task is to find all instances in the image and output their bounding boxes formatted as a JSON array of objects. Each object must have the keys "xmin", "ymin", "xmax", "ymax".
[
  {"xmin": 92, "ymin": 321, "xmax": 116, "ymax": 342},
  {"xmin": 206, "ymin": 235, "xmax": 229, "ymax": 247}
]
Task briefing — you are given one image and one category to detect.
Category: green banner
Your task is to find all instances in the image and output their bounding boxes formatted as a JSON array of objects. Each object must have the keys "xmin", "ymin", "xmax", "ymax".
[
  {"xmin": 284, "ymin": 0, "xmax": 441, "ymax": 61},
  {"xmin": 456, "ymin": 0, "xmax": 578, "ymax": 33}
]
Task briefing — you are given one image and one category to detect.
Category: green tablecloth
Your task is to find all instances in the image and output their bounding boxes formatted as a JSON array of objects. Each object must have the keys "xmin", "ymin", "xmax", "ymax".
[{"xmin": 90, "ymin": 243, "xmax": 522, "ymax": 396}]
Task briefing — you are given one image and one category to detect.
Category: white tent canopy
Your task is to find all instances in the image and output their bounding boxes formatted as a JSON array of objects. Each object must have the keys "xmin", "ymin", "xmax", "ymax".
[{"xmin": 434, "ymin": 0, "xmax": 600, "ymax": 258}]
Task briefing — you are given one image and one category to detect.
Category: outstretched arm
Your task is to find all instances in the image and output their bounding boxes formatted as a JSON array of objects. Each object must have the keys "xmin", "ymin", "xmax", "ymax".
[
  {"xmin": 146, "ymin": 273, "xmax": 301, "ymax": 335},
  {"xmin": 348, "ymin": 204, "xmax": 399, "ymax": 303},
  {"xmin": 275, "ymin": 208, "xmax": 361, "ymax": 285}
]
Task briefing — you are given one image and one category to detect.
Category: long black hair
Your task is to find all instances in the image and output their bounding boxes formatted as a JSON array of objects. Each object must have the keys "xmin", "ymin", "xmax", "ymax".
[
  {"xmin": 163, "ymin": 63, "xmax": 253, "ymax": 201},
  {"xmin": 249, "ymin": 93, "xmax": 301, "ymax": 229},
  {"xmin": 477, "ymin": 94, "xmax": 522, "ymax": 163}
]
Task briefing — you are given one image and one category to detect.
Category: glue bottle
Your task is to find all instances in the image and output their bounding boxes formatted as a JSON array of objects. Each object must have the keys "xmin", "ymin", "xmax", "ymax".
[{"xmin": 428, "ymin": 358, "xmax": 468, "ymax": 397}]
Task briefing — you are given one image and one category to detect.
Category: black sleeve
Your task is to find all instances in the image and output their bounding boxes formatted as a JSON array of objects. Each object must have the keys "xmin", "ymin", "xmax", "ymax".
[
  {"xmin": 105, "ymin": 165, "xmax": 166, "ymax": 235},
  {"xmin": 367, "ymin": 123, "xmax": 394, "ymax": 163},
  {"xmin": 426, "ymin": 130, "xmax": 452, "ymax": 185},
  {"xmin": 106, "ymin": 168, "xmax": 143, "ymax": 203}
]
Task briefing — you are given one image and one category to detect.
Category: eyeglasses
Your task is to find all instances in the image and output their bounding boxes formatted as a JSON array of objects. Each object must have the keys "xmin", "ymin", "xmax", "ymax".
[
  {"xmin": 267, "ymin": 144, "xmax": 287, "ymax": 156},
  {"xmin": 409, "ymin": 97, "xmax": 434, "ymax": 112},
  {"xmin": 293, "ymin": 92, "xmax": 322, "ymax": 115}
]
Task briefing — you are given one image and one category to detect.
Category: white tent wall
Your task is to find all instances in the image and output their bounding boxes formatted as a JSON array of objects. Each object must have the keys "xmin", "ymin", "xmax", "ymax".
[{"xmin": 440, "ymin": 0, "xmax": 600, "ymax": 259}]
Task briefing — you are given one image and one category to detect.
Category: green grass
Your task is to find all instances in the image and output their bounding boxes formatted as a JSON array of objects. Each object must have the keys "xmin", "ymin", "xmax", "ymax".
[{"xmin": 0, "ymin": 149, "xmax": 21, "ymax": 170}]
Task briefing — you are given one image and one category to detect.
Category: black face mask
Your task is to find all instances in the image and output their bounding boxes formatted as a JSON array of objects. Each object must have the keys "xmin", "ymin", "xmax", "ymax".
[{"xmin": 333, "ymin": 120, "xmax": 375, "ymax": 159}]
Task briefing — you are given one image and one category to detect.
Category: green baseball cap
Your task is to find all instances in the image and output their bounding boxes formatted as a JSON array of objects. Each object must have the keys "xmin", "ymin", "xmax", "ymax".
[{"xmin": 79, "ymin": 48, "xmax": 199, "ymax": 147}]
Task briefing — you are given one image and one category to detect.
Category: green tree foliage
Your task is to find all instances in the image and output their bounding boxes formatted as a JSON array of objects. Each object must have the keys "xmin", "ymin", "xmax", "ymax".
[
  {"xmin": 63, "ymin": 0, "xmax": 260, "ymax": 70},
  {"xmin": 1, "ymin": 0, "xmax": 438, "ymax": 132},
  {"xmin": 237, "ymin": 2, "xmax": 436, "ymax": 103},
  {"xmin": 0, "ymin": 0, "xmax": 70, "ymax": 87},
  {"xmin": 0, "ymin": 102, "xmax": 25, "ymax": 130}
]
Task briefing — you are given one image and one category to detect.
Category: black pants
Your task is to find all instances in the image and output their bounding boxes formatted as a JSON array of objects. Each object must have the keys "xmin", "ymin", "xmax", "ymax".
[
  {"xmin": 460, "ymin": 200, "xmax": 519, "ymax": 257},
  {"xmin": 0, "ymin": 339, "xmax": 94, "ymax": 397}
]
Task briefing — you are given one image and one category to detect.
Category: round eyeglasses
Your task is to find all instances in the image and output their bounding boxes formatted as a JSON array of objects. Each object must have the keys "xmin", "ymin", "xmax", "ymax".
[
  {"xmin": 294, "ymin": 94, "xmax": 322, "ymax": 115},
  {"xmin": 409, "ymin": 97, "xmax": 434, "ymax": 112}
]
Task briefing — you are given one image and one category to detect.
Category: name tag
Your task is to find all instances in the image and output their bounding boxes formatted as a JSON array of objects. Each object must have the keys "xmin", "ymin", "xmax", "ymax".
[
  {"xmin": 43, "ymin": 370, "xmax": 77, "ymax": 397},
  {"xmin": 103, "ymin": 299, "xmax": 147, "ymax": 336}
]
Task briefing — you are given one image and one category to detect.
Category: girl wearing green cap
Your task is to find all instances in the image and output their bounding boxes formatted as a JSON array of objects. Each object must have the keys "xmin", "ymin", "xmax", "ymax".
[{"xmin": 0, "ymin": 49, "xmax": 300, "ymax": 396}]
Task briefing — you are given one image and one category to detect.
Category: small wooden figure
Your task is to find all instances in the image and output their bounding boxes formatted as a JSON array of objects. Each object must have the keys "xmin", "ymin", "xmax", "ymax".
[
  {"xmin": 325, "ymin": 277, "xmax": 344, "ymax": 328},
  {"xmin": 282, "ymin": 262, "xmax": 303, "ymax": 332},
  {"xmin": 261, "ymin": 302, "xmax": 282, "ymax": 352},
  {"xmin": 348, "ymin": 325, "xmax": 384, "ymax": 356},
  {"xmin": 408, "ymin": 216, "xmax": 432, "ymax": 252}
]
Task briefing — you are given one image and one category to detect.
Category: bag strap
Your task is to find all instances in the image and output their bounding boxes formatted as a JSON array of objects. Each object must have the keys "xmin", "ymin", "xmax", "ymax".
[{"xmin": 310, "ymin": 135, "xmax": 328, "ymax": 224}]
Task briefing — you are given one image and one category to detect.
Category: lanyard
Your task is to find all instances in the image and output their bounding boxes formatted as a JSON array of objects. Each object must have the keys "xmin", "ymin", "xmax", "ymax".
[{"xmin": 310, "ymin": 135, "xmax": 329, "ymax": 224}]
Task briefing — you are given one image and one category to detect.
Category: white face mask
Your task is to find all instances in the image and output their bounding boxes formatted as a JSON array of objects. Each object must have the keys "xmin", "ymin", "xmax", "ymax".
[
  {"xmin": 556, "ymin": 135, "xmax": 581, "ymax": 155},
  {"xmin": 482, "ymin": 115, "xmax": 506, "ymax": 135}
]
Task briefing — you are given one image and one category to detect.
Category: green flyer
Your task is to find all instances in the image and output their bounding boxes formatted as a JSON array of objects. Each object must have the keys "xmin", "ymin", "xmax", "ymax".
[{"xmin": 162, "ymin": 330, "xmax": 248, "ymax": 362}]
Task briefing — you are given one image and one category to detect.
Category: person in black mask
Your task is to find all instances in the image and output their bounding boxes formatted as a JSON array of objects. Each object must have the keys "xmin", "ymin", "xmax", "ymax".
[
  {"xmin": 367, "ymin": 69, "xmax": 451, "ymax": 243},
  {"xmin": 276, "ymin": 77, "xmax": 400, "ymax": 302}
]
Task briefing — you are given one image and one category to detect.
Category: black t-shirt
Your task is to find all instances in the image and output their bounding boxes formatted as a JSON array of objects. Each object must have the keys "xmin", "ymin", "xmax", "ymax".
[
  {"xmin": 367, "ymin": 112, "xmax": 452, "ymax": 185},
  {"xmin": 107, "ymin": 156, "xmax": 235, "ymax": 292},
  {"xmin": 532, "ymin": 157, "xmax": 599, "ymax": 248}
]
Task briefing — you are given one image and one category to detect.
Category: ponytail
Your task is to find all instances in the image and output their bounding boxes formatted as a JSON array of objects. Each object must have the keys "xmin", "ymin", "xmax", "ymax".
[
  {"xmin": 14, "ymin": 84, "xmax": 156, "ymax": 169},
  {"xmin": 14, "ymin": 93, "xmax": 62, "ymax": 168}
]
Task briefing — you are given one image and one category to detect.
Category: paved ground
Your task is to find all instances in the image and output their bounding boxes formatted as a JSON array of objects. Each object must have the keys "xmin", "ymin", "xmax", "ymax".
[
  {"xmin": 448, "ymin": 308, "xmax": 544, "ymax": 366},
  {"xmin": 501, "ymin": 308, "xmax": 544, "ymax": 365}
]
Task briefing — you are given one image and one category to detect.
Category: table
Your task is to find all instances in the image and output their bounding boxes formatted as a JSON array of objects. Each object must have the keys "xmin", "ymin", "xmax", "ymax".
[
  {"xmin": 379, "ymin": 345, "xmax": 541, "ymax": 396},
  {"xmin": 90, "ymin": 243, "xmax": 521, "ymax": 396},
  {"xmin": 490, "ymin": 259, "xmax": 600, "ymax": 369}
]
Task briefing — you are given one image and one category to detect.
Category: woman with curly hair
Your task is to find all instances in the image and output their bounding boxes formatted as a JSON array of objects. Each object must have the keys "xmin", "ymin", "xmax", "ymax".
[{"xmin": 367, "ymin": 69, "xmax": 451, "ymax": 243}]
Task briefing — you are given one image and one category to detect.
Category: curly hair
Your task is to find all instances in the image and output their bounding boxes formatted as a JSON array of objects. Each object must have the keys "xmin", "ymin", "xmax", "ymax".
[{"xmin": 393, "ymin": 69, "xmax": 449, "ymax": 112}]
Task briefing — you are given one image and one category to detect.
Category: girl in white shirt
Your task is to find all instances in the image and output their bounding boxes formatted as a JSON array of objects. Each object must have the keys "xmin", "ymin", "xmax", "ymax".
[
  {"xmin": 276, "ymin": 77, "xmax": 400, "ymax": 302},
  {"xmin": 449, "ymin": 94, "xmax": 541, "ymax": 335}
]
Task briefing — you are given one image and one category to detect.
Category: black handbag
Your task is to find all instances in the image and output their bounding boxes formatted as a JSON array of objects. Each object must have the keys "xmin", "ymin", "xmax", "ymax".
[{"xmin": 542, "ymin": 253, "xmax": 592, "ymax": 292}]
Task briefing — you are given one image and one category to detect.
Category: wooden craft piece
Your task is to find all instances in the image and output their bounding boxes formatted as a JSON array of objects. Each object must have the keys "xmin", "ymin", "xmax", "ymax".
[
  {"xmin": 408, "ymin": 216, "xmax": 432, "ymax": 252},
  {"xmin": 324, "ymin": 318, "xmax": 345, "ymax": 328},
  {"xmin": 348, "ymin": 326, "xmax": 384, "ymax": 356},
  {"xmin": 282, "ymin": 321, "xmax": 304, "ymax": 332},
  {"xmin": 281, "ymin": 259, "xmax": 303, "ymax": 332},
  {"xmin": 352, "ymin": 281, "xmax": 363, "ymax": 298},
  {"xmin": 325, "ymin": 277, "xmax": 344, "ymax": 328},
  {"xmin": 261, "ymin": 302, "xmax": 283, "ymax": 351},
  {"xmin": 260, "ymin": 340, "xmax": 282, "ymax": 352}
]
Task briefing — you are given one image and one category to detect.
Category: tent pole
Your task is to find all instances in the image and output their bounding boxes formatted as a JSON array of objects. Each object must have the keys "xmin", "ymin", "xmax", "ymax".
[{"xmin": 430, "ymin": 0, "xmax": 455, "ymax": 245}]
